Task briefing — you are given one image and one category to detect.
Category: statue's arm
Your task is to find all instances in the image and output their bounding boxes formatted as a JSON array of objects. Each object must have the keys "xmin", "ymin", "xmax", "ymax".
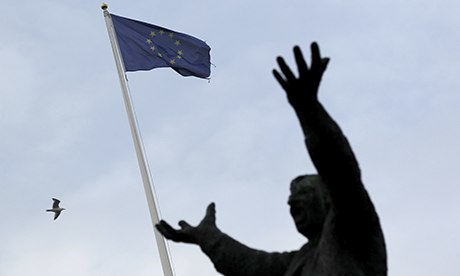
[
  {"xmin": 274, "ymin": 43, "xmax": 387, "ymax": 273},
  {"xmin": 201, "ymin": 231, "xmax": 296, "ymax": 276},
  {"xmin": 156, "ymin": 203, "xmax": 295, "ymax": 276},
  {"xmin": 273, "ymin": 43, "xmax": 365, "ymax": 213}
]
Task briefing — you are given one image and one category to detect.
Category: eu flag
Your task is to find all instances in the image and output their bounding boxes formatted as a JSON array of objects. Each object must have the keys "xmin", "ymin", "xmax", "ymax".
[{"xmin": 110, "ymin": 14, "xmax": 211, "ymax": 78}]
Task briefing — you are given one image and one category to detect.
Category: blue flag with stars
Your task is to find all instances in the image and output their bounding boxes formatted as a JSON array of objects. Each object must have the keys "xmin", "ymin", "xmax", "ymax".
[{"xmin": 110, "ymin": 14, "xmax": 211, "ymax": 78}]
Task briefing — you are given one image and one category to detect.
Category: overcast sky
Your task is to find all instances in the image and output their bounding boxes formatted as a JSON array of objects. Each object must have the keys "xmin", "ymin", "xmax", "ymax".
[{"xmin": 1, "ymin": 0, "xmax": 459, "ymax": 275}]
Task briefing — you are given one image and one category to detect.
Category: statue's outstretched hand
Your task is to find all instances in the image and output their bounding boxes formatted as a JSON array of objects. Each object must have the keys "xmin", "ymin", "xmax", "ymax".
[
  {"xmin": 273, "ymin": 42, "xmax": 329, "ymax": 110},
  {"xmin": 156, "ymin": 203, "xmax": 219, "ymax": 245}
]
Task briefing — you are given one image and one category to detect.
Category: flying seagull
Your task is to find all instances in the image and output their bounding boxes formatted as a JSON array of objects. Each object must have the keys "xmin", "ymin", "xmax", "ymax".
[{"xmin": 46, "ymin": 198, "xmax": 65, "ymax": 220}]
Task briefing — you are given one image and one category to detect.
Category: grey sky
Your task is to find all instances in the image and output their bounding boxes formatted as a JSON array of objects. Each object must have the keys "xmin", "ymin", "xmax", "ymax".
[{"xmin": 1, "ymin": 0, "xmax": 459, "ymax": 275}]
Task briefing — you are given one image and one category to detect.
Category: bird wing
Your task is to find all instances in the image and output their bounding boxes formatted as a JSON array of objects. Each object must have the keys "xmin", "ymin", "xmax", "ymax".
[
  {"xmin": 52, "ymin": 198, "xmax": 61, "ymax": 208},
  {"xmin": 54, "ymin": 211, "xmax": 61, "ymax": 220}
]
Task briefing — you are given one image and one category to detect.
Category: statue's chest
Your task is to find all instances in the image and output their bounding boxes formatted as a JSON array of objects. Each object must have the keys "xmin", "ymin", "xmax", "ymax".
[{"xmin": 285, "ymin": 242, "xmax": 365, "ymax": 276}]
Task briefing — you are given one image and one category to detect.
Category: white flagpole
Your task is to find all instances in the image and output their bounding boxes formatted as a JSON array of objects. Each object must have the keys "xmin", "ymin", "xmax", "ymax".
[{"xmin": 101, "ymin": 4, "xmax": 174, "ymax": 276}]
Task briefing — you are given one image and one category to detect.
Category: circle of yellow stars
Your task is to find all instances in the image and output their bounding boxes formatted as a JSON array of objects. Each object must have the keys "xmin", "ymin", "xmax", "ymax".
[{"xmin": 145, "ymin": 29, "xmax": 183, "ymax": 65}]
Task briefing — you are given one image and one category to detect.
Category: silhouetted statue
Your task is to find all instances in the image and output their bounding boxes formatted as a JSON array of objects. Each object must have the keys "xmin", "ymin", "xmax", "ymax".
[{"xmin": 156, "ymin": 42, "xmax": 387, "ymax": 276}]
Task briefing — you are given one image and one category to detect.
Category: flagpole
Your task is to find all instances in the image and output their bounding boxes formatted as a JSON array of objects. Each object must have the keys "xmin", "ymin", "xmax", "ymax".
[{"xmin": 102, "ymin": 4, "xmax": 174, "ymax": 276}]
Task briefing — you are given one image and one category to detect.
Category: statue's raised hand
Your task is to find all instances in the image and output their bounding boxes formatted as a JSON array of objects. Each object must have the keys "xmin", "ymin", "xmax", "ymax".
[
  {"xmin": 273, "ymin": 42, "xmax": 329, "ymax": 110},
  {"xmin": 156, "ymin": 203, "xmax": 219, "ymax": 245}
]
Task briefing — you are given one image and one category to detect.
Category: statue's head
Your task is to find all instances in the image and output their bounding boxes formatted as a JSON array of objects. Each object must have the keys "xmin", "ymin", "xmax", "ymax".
[{"xmin": 288, "ymin": 174, "xmax": 330, "ymax": 239}]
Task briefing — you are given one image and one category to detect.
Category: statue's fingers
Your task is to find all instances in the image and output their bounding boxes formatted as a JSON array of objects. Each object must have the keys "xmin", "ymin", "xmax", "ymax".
[
  {"xmin": 157, "ymin": 220, "xmax": 176, "ymax": 233},
  {"xmin": 178, "ymin": 220, "xmax": 192, "ymax": 229},
  {"xmin": 310, "ymin": 42, "xmax": 322, "ymax": 72},
  {"xmin": 205, "ymin": 202, "xmax": 216, "ymax": 222},
  {"xmin": 321, "ymin": 58, "xmax": 330, "ymax": 73},
  {"xmin": 276, "ymin": 56, "xmax": 296, "ymax": 83},
  {"xmin": 293, "ymin": 46, "xmax": 308, "ymax": 76},
  {"xmin": 156, "ymin": 220, "xmax": 181, "ymax": 241},
  {"xmin": 273, "ymin": 69, "xmax": 289, "ymax": 92}
]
